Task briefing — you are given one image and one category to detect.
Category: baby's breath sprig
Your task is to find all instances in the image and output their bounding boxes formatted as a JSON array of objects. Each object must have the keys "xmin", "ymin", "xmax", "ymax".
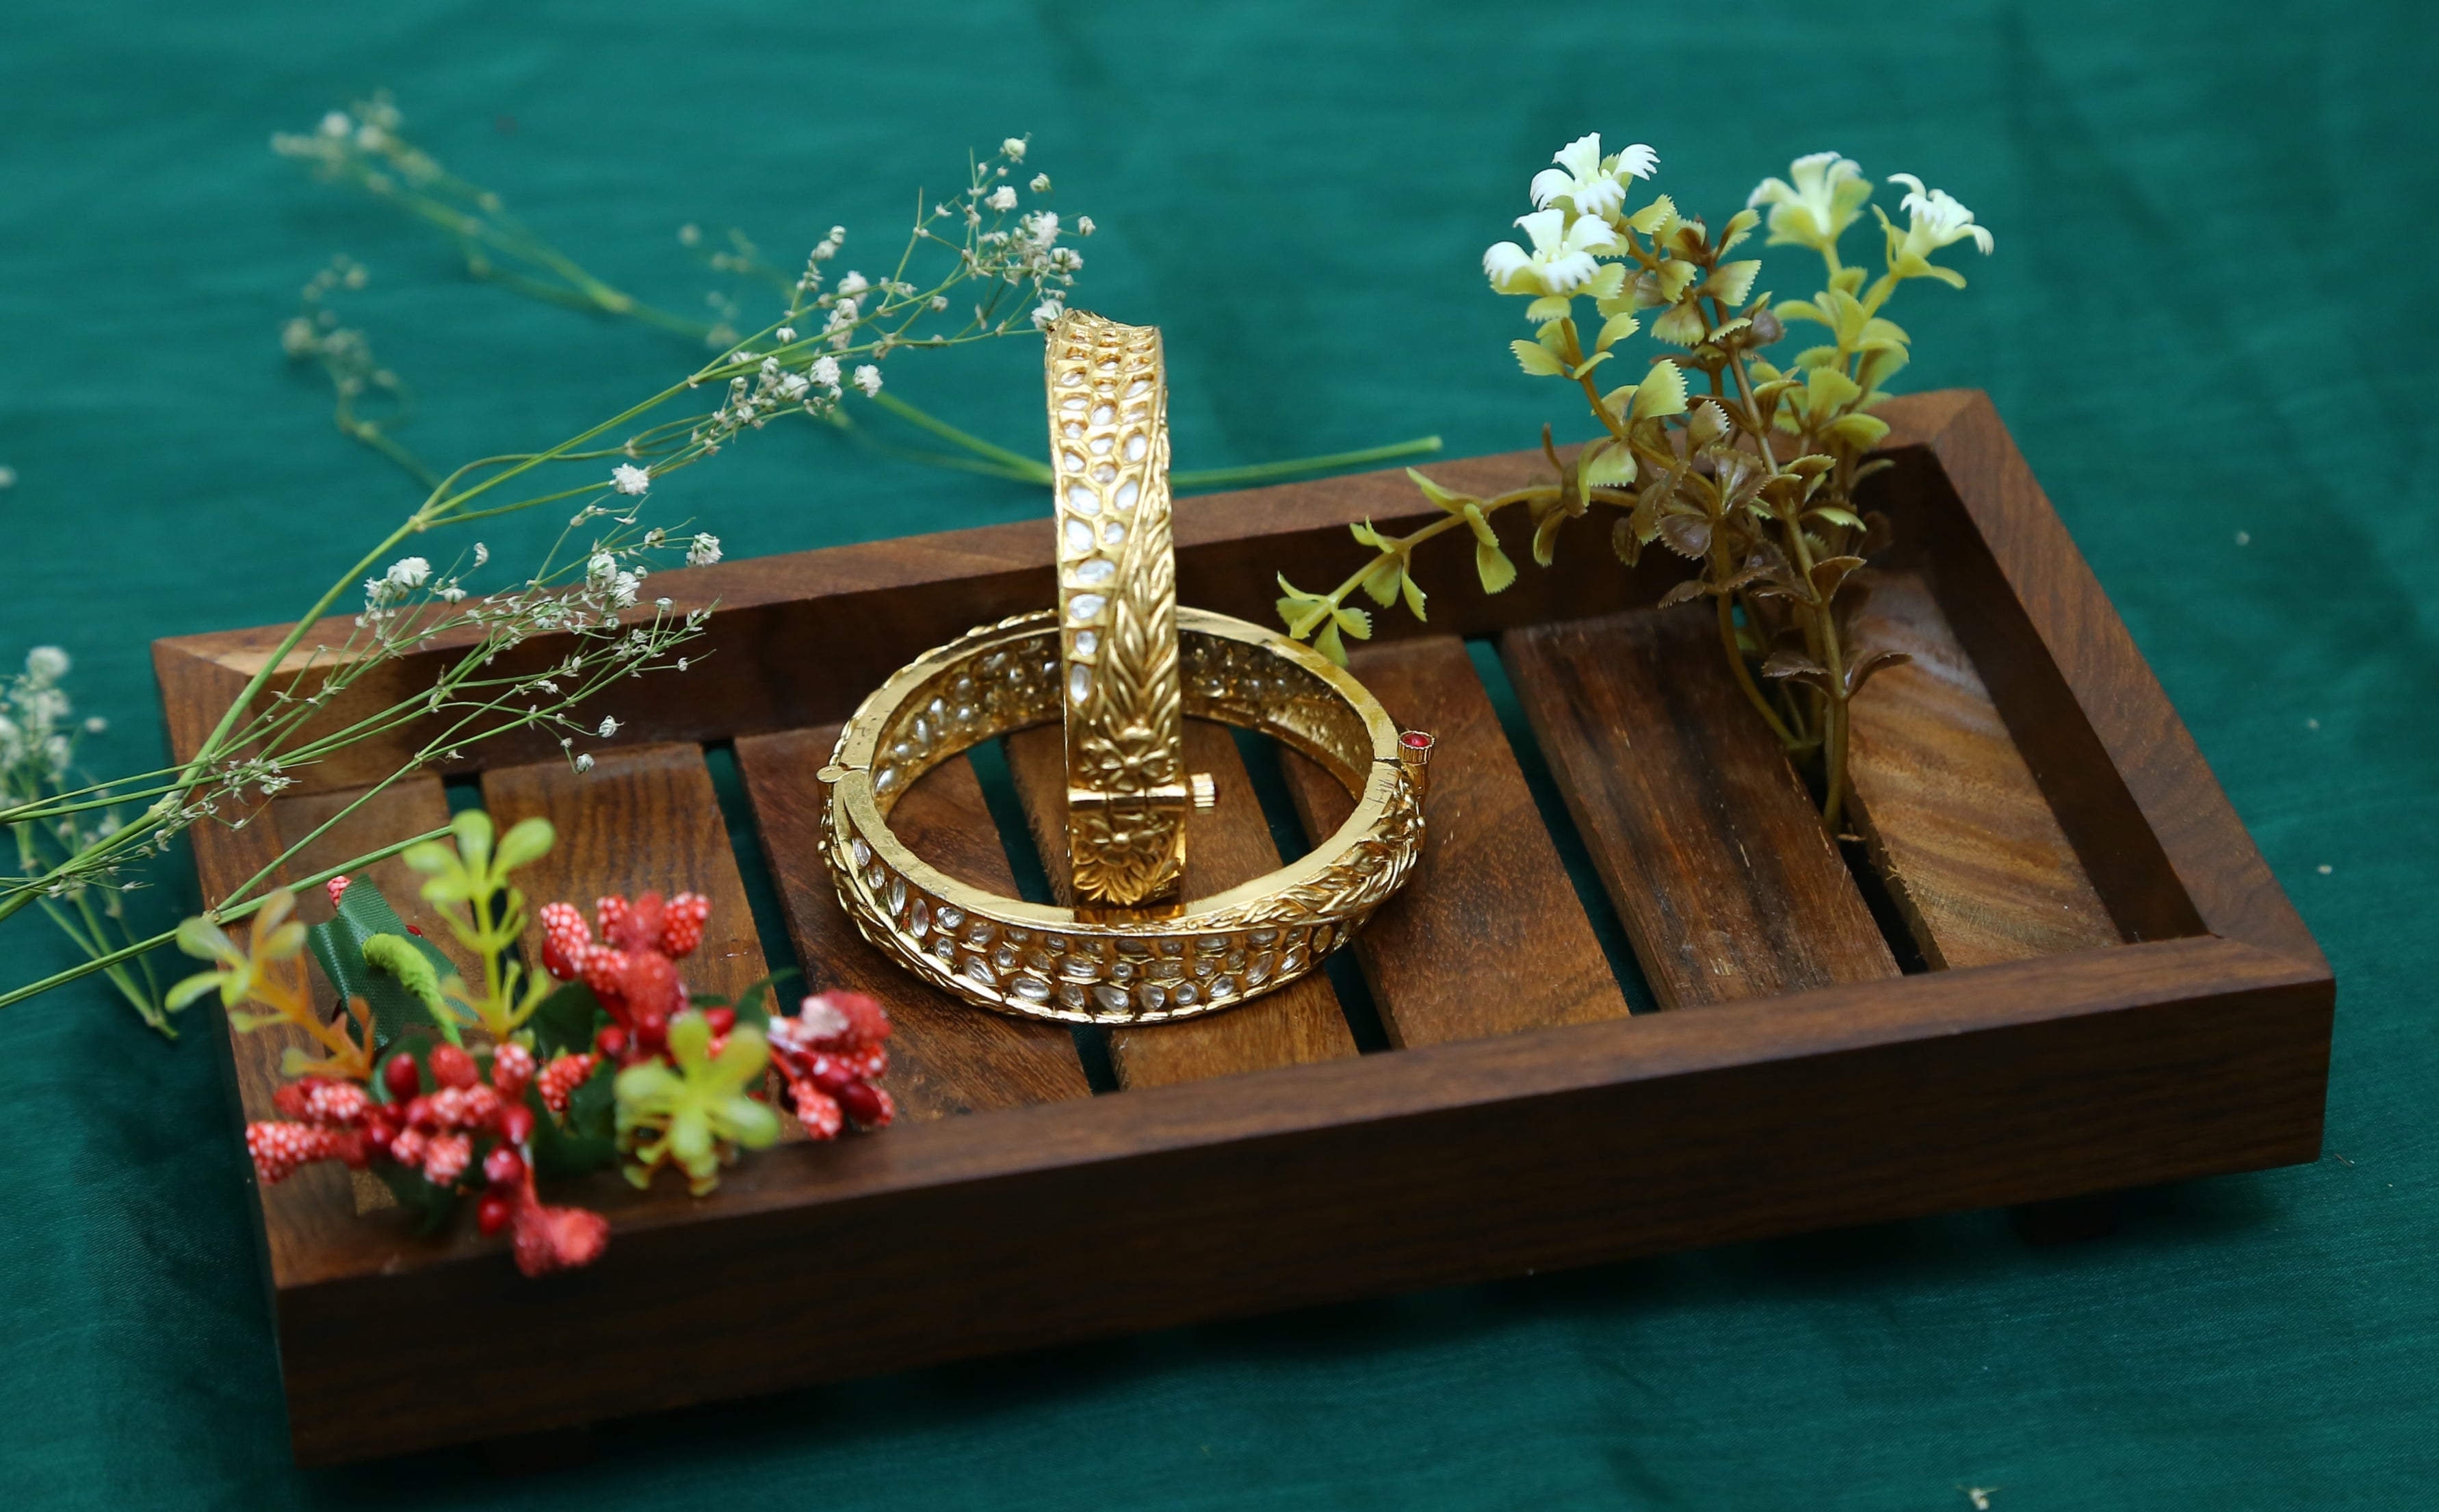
[
  {"xmin": 276, "ymin": 95, "xmax": 1439, "ymax": 492},
  {"xmin": 1278, "ymin": 138, "xmax": 1994, "ymax": 828},
  {"xmin": 0, "ymin": 137, "xmax": 1084, "ymax": 1024}
]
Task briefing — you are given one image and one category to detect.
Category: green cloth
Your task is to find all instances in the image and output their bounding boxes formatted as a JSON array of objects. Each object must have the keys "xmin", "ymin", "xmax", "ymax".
[{"xmin": 3, "ymin": 1, "xmax": 2432, "ymax": 1505}]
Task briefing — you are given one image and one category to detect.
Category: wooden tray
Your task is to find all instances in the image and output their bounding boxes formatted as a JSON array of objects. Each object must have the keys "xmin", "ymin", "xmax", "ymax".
[{"xmin": 155, "ymin": 389, "xmax": 2333, "ymax": 1465}]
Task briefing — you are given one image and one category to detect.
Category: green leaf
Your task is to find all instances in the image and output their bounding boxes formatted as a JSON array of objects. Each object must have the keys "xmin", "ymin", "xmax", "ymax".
[
  {"xmin": 1567, "ymin": 351, "xmax": 1613, "ymax": 380},
  {"xmin": 1650, "ymin": 300, "xmax": 1708, "ymax": 347},
  {"xmin": 1775, "ymin": 299, "xmax": 1825, "ymax": 327},
  {"xmin": 377, "ymin": 1164, "xmax": 465, "ymax": 1236},
  {"xmin": 1808, "ymin": 505, "xmax": 1866, "ymax": 532},
  {"xmin": 1502, "ymin": 339, "xmax": 1561, "ymax": 375},
  {"xmin": 1630, "ymin": 361, "xmax": 1688, "ymax": 421},
  {"xmin": 1580, "ymin": 440, "xmax": 1637, "ymax": 490},
  {"xmin": 529, "ymin": 1062, "xmax": 618, "ymax": 1178},
  {"xmin": 1824, "ymin": 412, "xmax": 1892, "ymax": 449},
  {"xmin": 1594, "ymin": 311, "xmax": 1641, "ymax": 352},
  {"xmin": 1804, "ymin": 365, "xmax": 1863, "ymax": 413},
  {"xmin": 1274, "ymin": 574, "xmax": 1335, "ymax": 638},
  {"xmin": 1625, "ymin": 195, "xmax": 1674, "ymax": 235},
  {"xmin": 1475, "ymin": 541, "xmax": 1517, "ymax": 595},
  {"xmin": 494, "ymin": 816, "xmax": 556, "ymax": 874},
  {"xmin": 1524, "ymin": 294, "xmax": 1572, "ymax": 323},
  {"xmin": 447, "ymin": 809, "xmax": 495, "ymax": 873},
  {"xmin": 1717, "ymin": 207, "xmax": 1760, "ymax": 255},
  {"xmin": 1399, "ymin": 571, "xmax": 1427, "ymax": 622},
  {"xmin": 1406, "ymin": 469, "xmax": 1474, "ymax": 516},
  {"xmin": 1313, "ymin": 618, "xmax": 1348, "ymax": 665},
  {"xmin": 529, "ymin": 977, "xmax": 606, "ymax": 1060},
  {"xmin": 166, "ymin": 971, "xmax": 225, "ymax": 1011},
  {"xmin": 305, "ymin": 878, "xmax": 460, "ymax": 1049},
  {"xmin": 1702, "ymin": 260, "xmax": 1762, "ymax": 307},
  {"xmin": 1356, "ymin": 553, "xmax": 1404, "ymax": 606}
]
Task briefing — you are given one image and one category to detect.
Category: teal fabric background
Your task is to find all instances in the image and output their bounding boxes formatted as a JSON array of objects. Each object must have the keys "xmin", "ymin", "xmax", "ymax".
[{"xmin": 2, "ymin": 1, "xmax": 2432, "ymax": 1506}]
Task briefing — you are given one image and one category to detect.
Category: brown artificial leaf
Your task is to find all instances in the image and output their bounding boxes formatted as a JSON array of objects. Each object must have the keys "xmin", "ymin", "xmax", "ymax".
[
  {"xmin": 1846, "ymin": 648, "xmax": 1914, "ymax": 694},
  {"xmin": 1833, "ymin": 575, "xmax": 1875, "ymax": 636},
  {"xmin": 1532, "ymin": 507, "xmax": 1566, "ymax": 568},
  {"xmin": 1860, "ymin": 508, "xmax": 1896, "ymax": 558},
  {"xmin": 1761, "ymin": 649, "xmax": 1831, "ymax": 687},
  {"xmin": 1611, "ymin": 515, "xmax": 1643, "ymax": 566},
  {"xmin": 1808, "ymin": 555, "xmax": 1867, "ymax": 601},
  {"xmin": 1658, "ymin": 578, "xmax": 1709, "ymax": 608},
  {"xmin": 1656, "ymin": 511, "xmax": 1714, "ymax": 558}
]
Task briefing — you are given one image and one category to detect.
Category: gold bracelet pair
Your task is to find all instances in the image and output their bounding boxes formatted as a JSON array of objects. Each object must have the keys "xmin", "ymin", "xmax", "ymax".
[{"xmin": 817, "ymin": 312, "xmax": 1433, "ymax": 1025}]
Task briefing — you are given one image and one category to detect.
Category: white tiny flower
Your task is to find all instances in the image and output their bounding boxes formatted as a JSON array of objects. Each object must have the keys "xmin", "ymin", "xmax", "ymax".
[
  {"xmin": 597, "ymin": 716, "xmax": 621, "ymax": 738},
  {"xmin": 929, "ymin": 295, "xmax": 949, "ymax": 311},
  {"xmin": 83, "ymin": 716, "xmax": 107, "ymax": 734},
  {"xmin": 384, "ymin": 556, "xmax": 432, "ymax": 590},
  {"xmin": 655, "ymin": 597, "xmax": 673, "ymax": 610},
  {"xmin": 687, "ymin": 533, "xmax": 722, "ymax": 567},
  {"xmin": 1030, "ymin": 172, "xmax": 1052, "ymax": 194},
  {"xmin": 1483, "ymin": 208, "xmax": 1619, "ymax": 298},
  {"xmin": 1528, "ymin": 133, "xmax": 1645, "ymax": 218},
  {"xmin": 472, "ymin": 542, "xmax": 489, "ymax": 566},
  {"xmin": 439, "ymin": 584, "xmax": 467, "ymax": 603},
  {"xmin": 778, "ymin": 372, "xmax": 810, "ymax": 400},
  {"xmin": 611, "ymin": 462, "xmax": 652, "ymax": 495},
  {"xmin": 574, "ymin": 753, "xmax": 595, "ymax": 773},
  {"xmin": 987, "ymin": 185, "xmax": 1018, "ymax": 212},
  {"xmin": 810, "ymin": 355, "xmax": 841, "ymax": 387},
  {"xmin": 853, "ymin": 364, "xmax": 883, "ymax": 397},
  {"xmin": 1887, "ymin": 173, "xmax": 1994, "ymax": 258},
  {"xmin": 1023, "ymin": 210, "xmax": 1058, "ymax": 244},
  {"xmin": 1075, "ymin": 215, "xmax": 1095, "ymax": 236},
  {"xmin": 25, "ymin": 647, "xmax": 70, "ymax": 681},
  {"xmin": 0, "ymin": 465, "xmax": 16, "ymax": 488},
  {"xmin": 1030, "ymin": 301, "xmax": 1065, "ymax": 331},
  {"xmin": 1001, "ymin": 137, "xmax": 1027, "ymax": 161},
  {"xmin": 774, "ymin": 325, "xmax": 797, "ymax": 342},
  {"xmin": 678, "ymin": 222, "xmax": 701, "ymax": 246},
  {"xmin": 677, "ymin": 657, "xmax": 690, "ymax": 672},
  {"xmin": 319, "ymin": 111, "xmax": 352, "ymax": 137},
  {"xmin": 588, "ymin": 551, "xmax": 619, "ymax": 586},
  {"xmin": 835, "ymin": 270, "xmax": 870, "ymax": 297},
  {"xmin": 643, "ymin": 526, "xmax": 667, "ymax": 549}
]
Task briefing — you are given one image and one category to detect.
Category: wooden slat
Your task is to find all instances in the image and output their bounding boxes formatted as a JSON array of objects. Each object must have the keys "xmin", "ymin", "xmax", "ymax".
[
  {"xmin": 1279, "ymin": 636, "xmax": 1630, "ymax": 1044},
  {"xmin": 733, "ymin": 727, "xmax": 1093, "ymax": 1118},
  {"xmin": 1502, "ymin": 607, "xmax": 1899, "ymax": 1007},
  {"xmin": 481, "ymin": 744, "xmax": 766, "ymax": 1004},
  {"xmin": 1004, "ymin": 720, "xmax": 1358, "ymax": 1088},
  {"xmin": 1847, "ymin": 572, "xmax": 2121, "ymax": 969}
]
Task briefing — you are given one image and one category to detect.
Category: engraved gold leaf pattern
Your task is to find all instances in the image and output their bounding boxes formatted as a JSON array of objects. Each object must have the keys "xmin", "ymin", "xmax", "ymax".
[{"xmin": 1048, "ymin": 311, "xmax": 1185, "ymax": 906}]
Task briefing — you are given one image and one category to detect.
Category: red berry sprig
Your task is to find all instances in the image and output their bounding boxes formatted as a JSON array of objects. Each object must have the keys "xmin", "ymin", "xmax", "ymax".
[{"xmin": 765, "ymin": 991, "xmax": 896, "ymax": 1139}]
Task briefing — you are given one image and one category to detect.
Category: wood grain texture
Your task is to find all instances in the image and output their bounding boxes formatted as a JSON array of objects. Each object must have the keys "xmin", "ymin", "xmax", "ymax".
[
  {"xmin": 1004, "ymin": 720, "xmax": 1359, "ymax": 1087},
  {"xmin": 262, "ymin": 933, "xmax": 2327, "ymax": 1463},
  {"xmin": 1846, "ymin": 571, "xmax": 2120, "ymax": 968},
  {"xmin": 480, "ymin": 743, "xmax": 768, "ymax": 1003},
  {"xmin": 1280, "ymin": 635, "xmax": 1631, "ymax": 1044},
  {"xmin": 1502, "ymin": 607, "xmax": 1900, "ymax": 1007},
  {"xmin": 146, "ymin": 395, "xmax": 2334, "ymax": 1465},
  {"xmin": 733, "ymin": 726, "xmax": 1093, "ymax": 1119}
]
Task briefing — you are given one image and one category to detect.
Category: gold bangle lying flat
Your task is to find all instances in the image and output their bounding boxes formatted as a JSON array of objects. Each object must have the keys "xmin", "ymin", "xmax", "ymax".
[
  {"xmin": 1045, "ymin": 311, "xmax": 1190, "ymax": 907},
  {"xmin": 817, "ymin": 608, "xmax": 1433, "ymax": 1025}
]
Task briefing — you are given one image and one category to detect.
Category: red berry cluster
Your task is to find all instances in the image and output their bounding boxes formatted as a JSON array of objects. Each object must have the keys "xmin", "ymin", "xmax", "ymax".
[
  {"xmin": 538, "ymin": 891, "xmax": 712, "ymax": 1065},
  {"xmin": 244, "ymin": 1038, "xmax": 606, "ymax": 1277},
  {"xmin": 765, "ymin": 991, "xmax": 896, "ymax": 1138}
]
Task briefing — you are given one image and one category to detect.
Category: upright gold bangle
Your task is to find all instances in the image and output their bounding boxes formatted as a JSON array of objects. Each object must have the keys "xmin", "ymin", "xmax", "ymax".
[
  {"xmin": 817, "ymin": 608, "xmax": 1433, "ymax": 1025},
  {"xmin": 1045, "ymin": 311, "xmax": 1189, "ymax": 907}
]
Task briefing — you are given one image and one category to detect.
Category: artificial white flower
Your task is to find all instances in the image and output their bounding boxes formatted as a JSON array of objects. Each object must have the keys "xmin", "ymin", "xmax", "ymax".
[
  {"xmin": 774, "ymin": 325, "xmax": 796, "ymax": 343},
  {"xmin": 853, "ymin": 364, "xmax": 883, "ymax": 397},
  {"xmin": 83, "ymin": 716, "xmax": 106, "ymax": 735},
  {"xmin": 1879, "ymin": 174, "xmax": 1994, "ymax": 286},
  {"xmin": 1747, "ymin": 152, "xmax": 1873, "ymax": 254},
  {"xmin": 597, "ymin": 716, "xmax": 621, "ymax": 738},
  {"xmin": 777, "ymin": 372, "xmax": 811, "ymax": 400},
  {"xmin": 1888, "ymin": 173, "xmax": 1994, "ymax": 257},
  {"xmin": 1075, "ymin": 215, "xmax": 1095, "ymax": 236},
  {"xmin": 1023, "ymin": 210, "xmax": 1059, "ymax": 244},
  {"xmin": 611, "ymin": 462, "xmax": 652, "ymax": 495},
  {"xmin": 687, "ymin": 533, "xmax": 722, "ymax": 567},
  {"xmin": 1002, "ymin": 137, "xmax": 1027, "ymax": 161},
  {"xmin": 384, "ymin": 556, "xmax": 432, "ymax": 590},
  {"xmin": 1528, "ymin": 133, "xmax": 1654, "ymax": 218},
  {"xmin": 810, "ymin": 355, "xmax": 841, "ymax": 388},
  {"xmin": 835, "ymin": 270, "xmax": 870, "ymax": 297},
  {"xmin": 1030, "ymin": 172, "xmax": 1052, "ymax": 194},
  {"xmin": 25, "ymin": 647, "xmax": 70, "ymax": 681},
  {"xmin": 1483, "ymin": 208, "xmax": 1619, "ymax": 298},
  {"xmin": 319, "ymin": 111, "xmax": 351, "ymax": 137},
  {"xmin": 1031, "ymin": 300, "xmax": 1065, "ymax": 331},
  {"xmin": 0, "ymin": 465, "xmax": 16, "ymax": 488},
  {"xmin": 574, "ymin": 753, "xmax": 595, "ymax": 774},
  {"xmin": 987, "ymin": 185, "xmax": 1018, "ymax": 212},
  {"xmin": 472, "ymin": 542, "xmax": 489, "ymax": 566}
]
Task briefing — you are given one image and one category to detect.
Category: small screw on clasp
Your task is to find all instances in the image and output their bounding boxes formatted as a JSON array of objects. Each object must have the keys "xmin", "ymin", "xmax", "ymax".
[{"xmin": 1396, "ymin": 730, "xmax": 1436, "ymax": 800}]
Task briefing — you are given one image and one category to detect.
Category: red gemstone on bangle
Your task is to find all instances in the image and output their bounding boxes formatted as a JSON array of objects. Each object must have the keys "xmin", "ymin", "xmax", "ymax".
[{"xmin": 1399, "ymin": 730, "xmax": 1435, "ymax": 750}]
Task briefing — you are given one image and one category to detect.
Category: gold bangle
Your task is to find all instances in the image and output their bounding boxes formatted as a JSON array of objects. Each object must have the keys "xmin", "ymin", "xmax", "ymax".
[
  {"xmin": 1045, "ymin": 311, "xmax": 1190, "ymax": 906},
  {"xmin": 817, "ymin": 608, "xmax": 1433, "ymax": 1025}
]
